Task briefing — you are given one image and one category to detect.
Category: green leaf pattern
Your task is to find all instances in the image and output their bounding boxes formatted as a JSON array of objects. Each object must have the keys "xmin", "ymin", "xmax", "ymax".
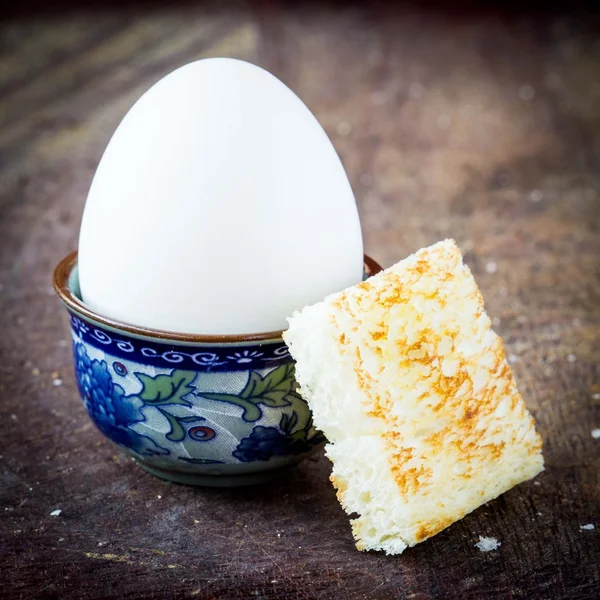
[
  {"xmin": 120, "ymin": 363, "xmax": 320, "ymax": 464},
  {"xmin": 199, "ymin": 363, "xmax": 296, "ymax": 422},
  {"xmin": 278, "ymin": 390, "xmax": 322, "ymax": 444},
  {"xmin": 137, "ymin": 371, "xmax": 196, "ymax": 406},
  {"xmin": 135, "ymin": 370, "xmax": 203, "ymax": 441}
]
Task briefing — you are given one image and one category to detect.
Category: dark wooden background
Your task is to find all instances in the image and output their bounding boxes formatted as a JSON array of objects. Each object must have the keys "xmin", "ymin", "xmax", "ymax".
[{"xmin": 1, "ymin": 2, "xmax": 599, "ymax": 598}]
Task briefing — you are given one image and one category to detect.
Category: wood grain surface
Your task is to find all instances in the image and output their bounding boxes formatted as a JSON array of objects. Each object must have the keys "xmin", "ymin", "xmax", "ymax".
[{"xmin": 1, "ymin": 2, "xmax": 599, "ymax": 599}]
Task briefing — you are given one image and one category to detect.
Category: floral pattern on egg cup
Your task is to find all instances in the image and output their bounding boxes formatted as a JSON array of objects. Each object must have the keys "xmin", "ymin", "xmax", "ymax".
[{"xmin": 71, "ymin": 336, "xmax": 324, "ymax": 472}]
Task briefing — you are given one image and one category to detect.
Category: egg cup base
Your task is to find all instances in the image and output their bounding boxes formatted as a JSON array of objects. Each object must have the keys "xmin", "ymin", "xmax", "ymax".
[{"xmin": 136, "ymin": 459, "xmax": 301, "ymax": 488}]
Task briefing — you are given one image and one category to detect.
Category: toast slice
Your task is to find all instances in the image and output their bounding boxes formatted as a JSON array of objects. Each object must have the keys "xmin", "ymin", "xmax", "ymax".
[{"xmin": 283, "ymin": 239, "xmax": 543, "ymax": 555}]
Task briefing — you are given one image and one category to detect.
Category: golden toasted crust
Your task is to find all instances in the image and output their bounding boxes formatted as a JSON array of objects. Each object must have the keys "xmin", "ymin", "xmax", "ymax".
[{"xmin": 284, "ymin": 239, "xmax": 544, "ymax": 554}]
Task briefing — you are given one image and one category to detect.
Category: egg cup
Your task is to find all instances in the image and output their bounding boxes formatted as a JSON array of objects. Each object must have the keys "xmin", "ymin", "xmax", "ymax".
[{"xmin": 53, "ymin": 252, "xmax": 382, "ymax": 487}]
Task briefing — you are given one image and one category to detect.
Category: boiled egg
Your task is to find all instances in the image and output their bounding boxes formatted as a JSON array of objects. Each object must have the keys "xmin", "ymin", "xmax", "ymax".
[{"xmin": 78, "ymin": 58, "xmax": 363, "ymax": 335}]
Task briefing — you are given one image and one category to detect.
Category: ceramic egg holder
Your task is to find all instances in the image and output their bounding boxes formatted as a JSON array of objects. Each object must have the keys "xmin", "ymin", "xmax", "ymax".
[{"xmin": 54, "ymin": 252, "xmax": 382, "ymax": 487}]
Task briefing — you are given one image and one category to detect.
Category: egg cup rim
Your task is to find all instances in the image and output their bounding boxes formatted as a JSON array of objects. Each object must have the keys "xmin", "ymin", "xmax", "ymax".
[{"xmin": 53, "ymin": 250, "xmax": 383, "ymax": 343}]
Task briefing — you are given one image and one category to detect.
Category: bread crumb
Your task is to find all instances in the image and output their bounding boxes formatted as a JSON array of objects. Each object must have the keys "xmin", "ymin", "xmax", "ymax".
[
  {"xmin": 567, "ymin": 354, "xmax": 576, "ymax": 363},
  {"xmin": 530, "ymin": 189, "xmax": 544, "ymax": 202},
  {"xmin": 475, "ymin": 536, "xmax": 501, "ymax": 551},
  {"xmin": 580, "ymin": 524, "xmax": 595, "ymax": 531},
  {"xmin": 508, "ymin": 354, "xmax": 520, "ymax": 364},
  {"xmin": 32, "ymin": 368, "xmax": 40, "ymax": 376},
  {"xmin": 485, "ymin": 261, "xmax": 497, "ymax": 274},
  {"xmin": 50, "ymin": 509, "xmax": 62, "ymax": 517}
]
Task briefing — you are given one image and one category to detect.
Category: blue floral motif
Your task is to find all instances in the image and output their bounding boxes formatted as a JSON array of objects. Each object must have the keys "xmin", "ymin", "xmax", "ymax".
[
  {"xmin": 233, "ymin": 420, "xmax": 325, "ymax": 463},
  {"xmin": 74, "ymin": 343, "xmax": 168, "ymax": 457}
]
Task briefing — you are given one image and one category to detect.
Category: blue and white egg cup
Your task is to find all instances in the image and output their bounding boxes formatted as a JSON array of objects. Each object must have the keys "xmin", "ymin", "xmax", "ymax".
[{"xmin": 54, "ymin": 252, "xmax": 381, "ymax": 487}]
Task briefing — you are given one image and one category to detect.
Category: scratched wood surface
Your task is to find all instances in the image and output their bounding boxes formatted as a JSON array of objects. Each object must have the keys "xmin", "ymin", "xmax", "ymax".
[{"xmin": 1, "ymin": 2, "xmax": 599, "ymax": 599}]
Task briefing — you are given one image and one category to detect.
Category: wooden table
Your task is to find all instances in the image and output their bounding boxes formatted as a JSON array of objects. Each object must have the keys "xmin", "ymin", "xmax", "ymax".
[{"xmin": 1, "ymin": 4, "xmax": 598, "ymax": 599}]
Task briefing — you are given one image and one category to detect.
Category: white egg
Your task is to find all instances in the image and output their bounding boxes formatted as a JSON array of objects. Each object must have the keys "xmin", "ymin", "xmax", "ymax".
[{"xmin": 78, "ymin": 58, "xmax": 363, "ymax": 335}]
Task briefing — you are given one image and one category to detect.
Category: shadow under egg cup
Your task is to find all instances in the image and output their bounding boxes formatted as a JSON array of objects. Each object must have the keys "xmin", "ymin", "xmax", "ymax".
[{"xmin": 53, "ymin": 252, "xmax": 382, "ymax": 487}]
